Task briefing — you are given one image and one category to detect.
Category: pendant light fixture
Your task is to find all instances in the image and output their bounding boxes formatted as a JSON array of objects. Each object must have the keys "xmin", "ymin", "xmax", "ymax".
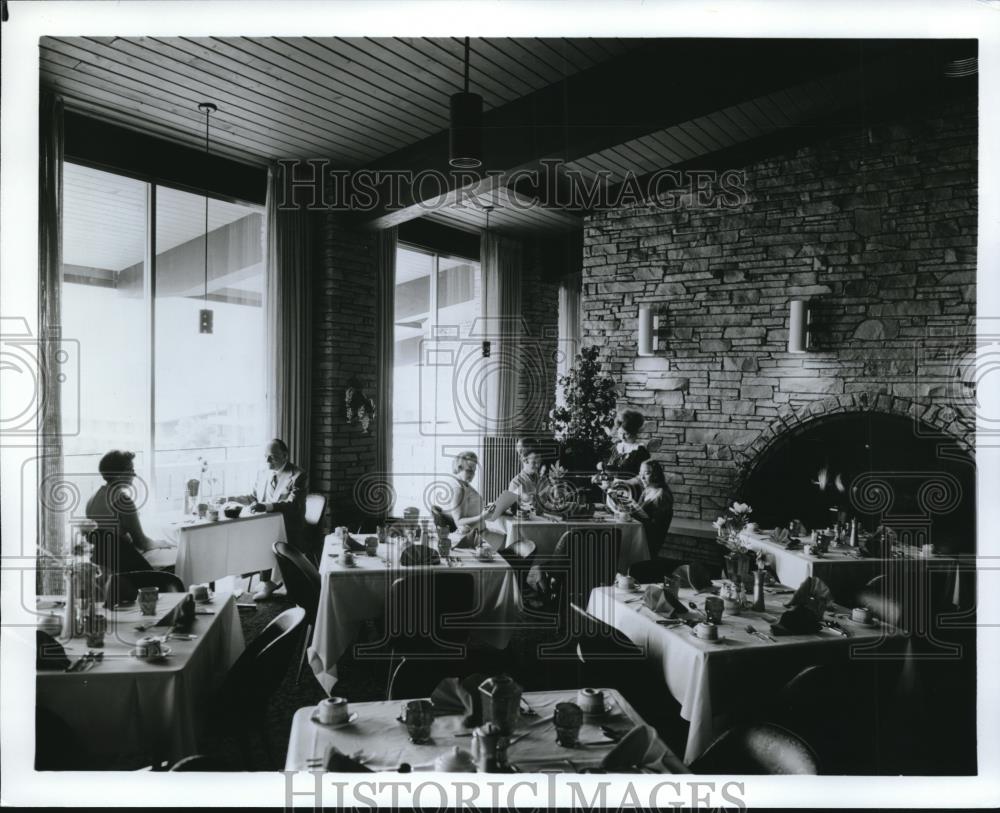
[
  {"xmin": 449, "ymin": 37, "xmax": 483, "ymax": 169},
  {"xmin": 197, "ymin": 102, "xmax": 217, "ymax": 334}
]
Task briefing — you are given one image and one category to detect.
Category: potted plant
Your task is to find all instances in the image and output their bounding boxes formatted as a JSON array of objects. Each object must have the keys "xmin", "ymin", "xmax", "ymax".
[{"xmin": 547, "ymin": 346, "xmax": 618, "ymax": 478}]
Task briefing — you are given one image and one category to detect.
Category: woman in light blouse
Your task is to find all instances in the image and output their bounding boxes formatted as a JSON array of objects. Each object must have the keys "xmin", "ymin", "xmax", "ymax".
[{"xmin": 609, "ymin": 459, "xmax": 674, "ymax": 558}]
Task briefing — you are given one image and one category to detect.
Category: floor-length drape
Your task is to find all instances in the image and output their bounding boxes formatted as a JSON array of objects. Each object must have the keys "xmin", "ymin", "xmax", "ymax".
[
  {"xmin": 266, "ymin": 164, "xmax": 313, "ymax": 471},
  {"xmin": 38, "ymin": 92, "xmax": 65, "ymax": 592},
  {"xmin": 557, "ymin": 271, "xmax": 583, "ymax": 403},
  {"xmin": 375, "ymin": 227, "xmax": 396, "ymax": 520},
  {"xmin": 480, "ymin": 231, "xmax": 523, "ymax": 435}
]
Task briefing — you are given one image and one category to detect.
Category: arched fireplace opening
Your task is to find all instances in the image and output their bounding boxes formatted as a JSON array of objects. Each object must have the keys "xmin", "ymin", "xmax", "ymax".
[{"xmin": 736, "ymin": 411, "xmax": 975, "ymax": 554}]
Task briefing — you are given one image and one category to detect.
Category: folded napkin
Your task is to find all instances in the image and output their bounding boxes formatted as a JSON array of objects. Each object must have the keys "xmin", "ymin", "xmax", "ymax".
[
  {"xmin": 399, "ymin": 544, "xmax": 441, "ymax": 566},
  {"xmin": 771, "ymin": 605, "xmax": 821, "ymax": 636},
  {"xmin": 769, "ymin": 527, "xmax": 791, "ymax": 546},
  {"xmin": 343, "ymin": 535, "xmax": 367, "ymax": 553},
  {"xmin": 158, "ymin": 593, "xmax": 196, "ymax": 632},
  {"xmin": 785, "ymin": 576, "xmax": 833, "ymax": 618},
  {"xmin": 642, "ymin": 584, "xmax": 687, "ymax": 617},
  {"xmin": 36, "ymin": 630, "xmax": 70, "ymax": 671},
  {"xmin": 430, "ymin": 675, "xmax": 485, "ymax": 727},
  {"xmin": 673, "ymin": 563, "xmax": 713, "ymax": 592},
  {"xmin": 323, "ymin": 745, "xmax": 373, "ymax": 773},
  {"xmin": 600, "ymin": 724, "xmax": 667, "ymax": 772}
]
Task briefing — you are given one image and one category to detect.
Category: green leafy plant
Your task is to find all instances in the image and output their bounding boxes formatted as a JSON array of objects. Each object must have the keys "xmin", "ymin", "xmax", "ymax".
[{"xmin": 547, "ymin": 346, "xmax": 618, "ymax": 461}]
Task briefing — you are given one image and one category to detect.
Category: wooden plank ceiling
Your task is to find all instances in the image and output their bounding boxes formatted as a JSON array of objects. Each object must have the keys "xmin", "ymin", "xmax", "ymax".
[{"xmin": 41, "ymin": 37, "xmax": 971, "ymax": 236}]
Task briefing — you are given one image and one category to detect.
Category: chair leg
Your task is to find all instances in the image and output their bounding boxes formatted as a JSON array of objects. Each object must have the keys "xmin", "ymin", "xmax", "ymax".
[{"xmin": 296, "ymin": 623, "xmax": 312, "ymax": 684}]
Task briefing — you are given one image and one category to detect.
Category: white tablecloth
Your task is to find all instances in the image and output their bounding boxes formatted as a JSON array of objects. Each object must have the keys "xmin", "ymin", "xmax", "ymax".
[
  {"xmin": 284, "ymin": 688, "xmax": 685, "ymax": 773},
  {"xmin": 745, "ymin": 535, "xmax": 965, "ymax": 608},
  {"xmin": 586, "ymin": 582, "xmax": 900, "ymax": 763},
  {"xmin": 498, "ymin": 515, "xmax": 648, "ymax": 570},
  {"xmin": 36, "ymin": 592, "xmax": 245, "ymax": 768},
  {"xmin": 308, "ymin": 534, "xmax": 523, "ymax": 694},
  {"xmin": 165, "ymin": 512, "xmax": 286, "ymax": 586}
]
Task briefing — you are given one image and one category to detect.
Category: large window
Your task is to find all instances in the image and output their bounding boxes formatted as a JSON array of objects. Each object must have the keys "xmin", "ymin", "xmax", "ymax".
[
  {"xmin": 391, "ymin": 245, "xmax": 481, "ymax": 513},
  {"xmin": 61, "ymin": 162, "xmax": 266, "ymax": 517}
]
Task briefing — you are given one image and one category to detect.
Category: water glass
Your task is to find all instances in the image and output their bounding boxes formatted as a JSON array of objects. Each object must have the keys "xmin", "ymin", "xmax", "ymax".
[
  {"xmin": 402, "ymin": 699, "xmax": 435, "ymax": 744},
  {"xmin": 553, "ymin": 702, "xmax": 583, "ymax": 747},
  {"xmin": 137, "ymin": 586, "xmax": 159, "ymax": 616}
]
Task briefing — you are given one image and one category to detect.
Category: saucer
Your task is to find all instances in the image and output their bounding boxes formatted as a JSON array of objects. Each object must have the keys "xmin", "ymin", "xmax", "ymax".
[
  {"xmin": 310, "ymin": 709, "xmax": 358, "ymax": 729},
  {"xmin": 129, "ymin": 645, "xmax": 172, "ymax": 661}
]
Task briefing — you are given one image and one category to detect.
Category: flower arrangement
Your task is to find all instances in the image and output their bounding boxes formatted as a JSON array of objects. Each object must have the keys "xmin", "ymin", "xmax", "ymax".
[
  {"xmin": 547, "ymin": 346, "xmax": 618, "ymax": 462},
  {"xmin": 713, "ymin": 501, "xmax": 753, "ymax": 548}
]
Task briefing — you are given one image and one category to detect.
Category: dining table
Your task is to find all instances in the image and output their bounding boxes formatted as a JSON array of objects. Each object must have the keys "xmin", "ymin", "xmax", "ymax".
[
  {"xmin": 284, "ymin": 687, "xmax": 686, "ymax": 773},
  {"xmin": 494, "ymin": 510, "xmax": 649, "ymax": 570},
  {"xmin": 308, "ymin": 533, "xmax": 523, "ymax": 694},
  {"xmin": 586, "ymin": 579, "xmax": 904, "ymax": 763},
  {"xmin": 36, "ymin": 590, "xmax": 245, "ymax": 769},
  {"xmin": 161, "ymin": 510, "xmax": 287, "ymax": 587},
  {"xmin": 740, "ymin": 530, "xmax": 968, "ymax": 611}
]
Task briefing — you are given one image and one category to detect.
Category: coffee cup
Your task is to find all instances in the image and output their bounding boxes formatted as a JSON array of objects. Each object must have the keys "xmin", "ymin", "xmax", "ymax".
[
  {"xmin": 340, "ymin": 550, "xmax": 355, "ymax": 567},
  {"xmin": 135, "ymin": 635, "xmax": 163, "ymax": 658},
  {"xmin": 364, "ymin": 536, "xmax": 379, "ymax": 556},
  {"xmin": 852, "ymin": 607, "xmax": 873, "ymax": 624},
  {"xmin": 615, "ymin": 573, "xmax": 637, "ymax": 591},
  {"xmin": 317, "ymin": 696, "xmax": 349, "ymax": 725},
  {"xmin": 694, "ymin": 622, "xmax": 718, "ymax": 640},
  {"xmin": 191, "ymin": 584, "xmax": 210, "ymax": 602},
  {"xmin": 802, "ymin": 544, "xmax": 814, "ymax": 557},
  {"xmin": 197, "ymin": 502, "xmax": 208, "ymax": 518},
  {"xmin": 336, "ymin": 526, "xmax": 349, "ymax": 538},
  {"xmin": 575, "ymin": 688, "xmax": 605, "ymax": 714},
  {"xmin": 207, "ymin": 506, "xmax": 220, "ymax": 522}
]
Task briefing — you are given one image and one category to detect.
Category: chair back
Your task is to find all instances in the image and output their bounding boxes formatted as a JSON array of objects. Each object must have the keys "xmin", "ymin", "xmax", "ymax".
[
  {"xmin": 169, "ymin": 754, "xmax": 232, "ymax": 771},
  {"xmin": 690, "ymin": 723, "xmax": 820, "ymax": 774},
  {"xmin": 627, "ymin": 558, "xmax": 686, "ymax": 583},
  {"xmin": 551, "ymin": 526, "xmax": 623, "ymax": 609},
  {"xmin": 859, "ymin": 574, "xmax": 903, "ymax": 626},
  {"xmin": 304, "ymin": 493, "xmax": 326, "ymax": 527},
  {"xmin": 568, "ymin": 602, "xmax": 644, "ymax": 660},
  {"xmin": 104, "ymin": 569, "xmax": 186, "ymax": 607},
  {"xmin": 384, "ymin": 571, "xmax": 475, "ymax": 652},
  {"xmin": 430, "ymin": 504, "xmax": 457, "ymax": 534},
  {"xmin": 220, "ymin": 606, "xmax": 307, "ymax": 709},
  {"xmin": 273, "ymin": 541, "xmax": 321, "ymax": 619}
]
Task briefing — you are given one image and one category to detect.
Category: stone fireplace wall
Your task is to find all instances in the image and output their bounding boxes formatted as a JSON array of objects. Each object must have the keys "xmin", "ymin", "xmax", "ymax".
[{"xmin": 580, "ymin": 94, "xmax": 977, "ymax": 534}]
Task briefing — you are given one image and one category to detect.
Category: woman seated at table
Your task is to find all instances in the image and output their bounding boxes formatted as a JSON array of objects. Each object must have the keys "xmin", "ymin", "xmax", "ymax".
[
  {"xmin": 595, "ymin": 409, "xmax": 651, "ymax": 481},
  {"xmin": 607, "ymin": 460, "xmax": 674, "ymax": 558},
  {"xmin": 84, "ymin": 449, "xmax": 176, "ymax": 574},
  {"xmin": 441, "ymin": 451, "xmax": 505, "ymax": 546}
]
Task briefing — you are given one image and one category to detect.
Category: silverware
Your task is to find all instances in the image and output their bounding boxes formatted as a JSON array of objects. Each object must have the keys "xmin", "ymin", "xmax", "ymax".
[{"xmin": 745, "ymin": 624, "xmax": 776, "ymax": 643}]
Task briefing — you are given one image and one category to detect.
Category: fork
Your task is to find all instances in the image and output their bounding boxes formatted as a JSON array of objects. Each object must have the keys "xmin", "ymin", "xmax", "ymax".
[{"xmin": 745, "ymin": 624, "xmax": 775, "ymax": 643}]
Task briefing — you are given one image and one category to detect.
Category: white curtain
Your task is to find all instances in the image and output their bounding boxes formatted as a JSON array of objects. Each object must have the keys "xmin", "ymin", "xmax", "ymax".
[
  {"xmin": 557, "ymin": 270, "xmax": 583, "ymax": 404},
  {"xmin": 38, "ymin": 92, "xmax": 65, "ymax": 592},
  {"xmin": 375, "ymin": 227, "xmax": 396, "ymax": 519},
  {"xmin": 265, "ymin": 164, "xmax": 313, "ymax": 471},
  {"xmin": 480, "ymin": 231, "xmax": 523, "ymax": 434}
]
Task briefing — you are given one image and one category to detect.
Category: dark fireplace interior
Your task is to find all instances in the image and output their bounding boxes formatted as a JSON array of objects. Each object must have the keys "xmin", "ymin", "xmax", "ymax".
[{"xmin": 738, "ymin": 412, "xmax": 976, "ymax": 553}]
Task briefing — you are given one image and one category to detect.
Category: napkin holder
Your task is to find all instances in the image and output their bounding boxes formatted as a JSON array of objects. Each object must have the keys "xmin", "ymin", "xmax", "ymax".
[{"xmin": 643, "ymin": 584, "xmax": 687, "ymax": 618}]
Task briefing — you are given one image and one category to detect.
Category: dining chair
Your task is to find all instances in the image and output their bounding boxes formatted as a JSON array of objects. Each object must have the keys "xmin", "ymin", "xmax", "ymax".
[
  {"xmin": 104, "ymin": 569, "xmax": 186, "ymax": 608},
  {"xmin": 303, "ymin": 493, "xmax": 328, "ymax": 565},
  {"xmin": 689, "ymin": 723, "xmax": 820, "ymax": 774},
  {"xmin": 430, "ymin": 504, "xmax": 457, "ymax": 534},
  {"xmin": 627, "ymin": 558, "xmax": 686, "ymax": 583},
  {"xmin": 215, "ymin": 606, "xmax": 307, "ymax": 769},
  {"xmin": 546, "ymin": 527, "xmax": 623, "ymax": 620},
  {"xmin": 169, "ymin": 754, "xmax": 233, "ymax": 771},
  {"xmin": 858, "ymin": 574, "xmax": 903, "ymax": 627},
  {"xmin": 272, "ymin": 541, "xmax": 321, "ymax": 683}
]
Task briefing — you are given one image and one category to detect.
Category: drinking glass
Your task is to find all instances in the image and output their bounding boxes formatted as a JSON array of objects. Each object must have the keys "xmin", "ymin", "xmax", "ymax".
[
  {"xmin": 553, "ymin": 702, "xmax": 583, "ymax": 747},
  {"xmin": 402, "ymin": 699, "xmax": 435, "ymax": 744},
  {"xmin": 137, "ymin": 586, "xmax": 159, "ymax": 616}
]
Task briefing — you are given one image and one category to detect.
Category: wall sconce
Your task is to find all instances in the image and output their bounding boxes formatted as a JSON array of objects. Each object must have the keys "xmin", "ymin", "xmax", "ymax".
[
  {"xmin": 345, "ymin": 378, "xmax": 376, "ymax": 435},
  {"xmin": 638, "ymin": 304, "xmax": 660, "ymax": 357},
  {"xmin": 788, "ymin": 299, "xmax": 811, "ymax": 353}
]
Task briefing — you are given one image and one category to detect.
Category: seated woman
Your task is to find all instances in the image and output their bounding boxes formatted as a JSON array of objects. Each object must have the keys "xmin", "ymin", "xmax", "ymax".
[
  {"xmin": 84, "ymin": 450, "xmax": 175, "ymax": 575},
  {"xmin": 608, "ymin": 460, "xmax": 674, "ymax": 559},
  {"xmin": 441, "ymin": 451, "xmax": 504, "ymax": 547},
  {"xmin": 599, "ymin": 409, "xmax": 651, "ymax": 480}
]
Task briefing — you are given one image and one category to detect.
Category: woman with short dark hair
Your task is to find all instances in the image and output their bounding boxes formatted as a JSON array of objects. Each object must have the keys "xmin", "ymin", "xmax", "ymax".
[
  {"xmin": 608, "ymin": 460, "xmax": 674, "ymax": 558},
  {"xmin": 595, "ymin": 409, "xmax": 651, "ymax": 481}
]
